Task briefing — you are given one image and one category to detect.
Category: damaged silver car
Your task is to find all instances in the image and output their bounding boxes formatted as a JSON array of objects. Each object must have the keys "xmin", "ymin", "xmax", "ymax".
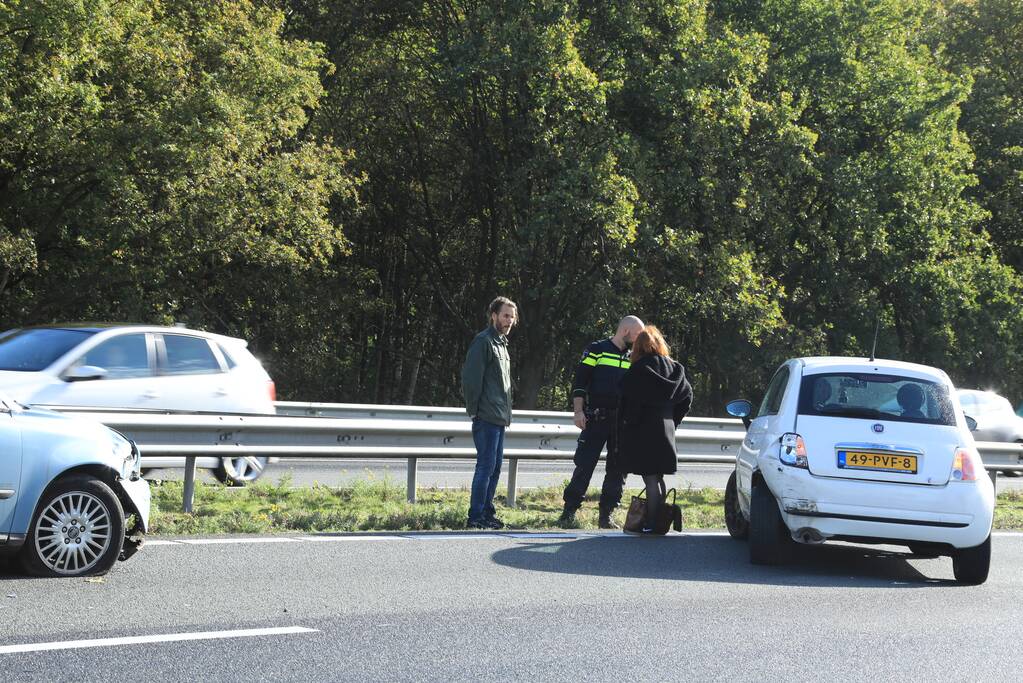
[{"xmin": 0, "ymin": 391, "xmax": 149, "ymax": 577}]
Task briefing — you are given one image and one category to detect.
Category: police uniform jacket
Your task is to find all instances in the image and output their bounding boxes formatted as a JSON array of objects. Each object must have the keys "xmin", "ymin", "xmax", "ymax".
[{"xmin": 571, "ymin": 338, "xmax": 631, "ymax": 411}]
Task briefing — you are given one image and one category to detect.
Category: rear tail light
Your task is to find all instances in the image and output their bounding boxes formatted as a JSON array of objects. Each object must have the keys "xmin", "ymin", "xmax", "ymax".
[
  {"xmin": 950, "ymin": 446, "xmax": 982, "ymax": 481},
  {"xmin": 267, "ymin": 380, "xmax": 277, "ymax": 402},
  {"xmin": 780, "ymin": 433, "xmax": 808, "ymax": 468}
]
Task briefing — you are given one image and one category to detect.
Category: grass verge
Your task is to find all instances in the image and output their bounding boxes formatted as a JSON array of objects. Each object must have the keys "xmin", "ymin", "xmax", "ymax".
[{"xmin": 148, "ymin": 477, "xmax": 1023, "ymax": 535}]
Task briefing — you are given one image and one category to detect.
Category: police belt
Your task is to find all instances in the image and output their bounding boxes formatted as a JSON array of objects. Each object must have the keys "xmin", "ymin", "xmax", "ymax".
[{"xmin": 585, "ymin": 407, "xmax": 618, "ymax": 421}]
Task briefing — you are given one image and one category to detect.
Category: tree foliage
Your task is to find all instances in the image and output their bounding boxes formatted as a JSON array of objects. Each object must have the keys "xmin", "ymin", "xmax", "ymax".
[{"xmin": 2, "ymin": 0, "xmax": 1022, "ymax": 411}]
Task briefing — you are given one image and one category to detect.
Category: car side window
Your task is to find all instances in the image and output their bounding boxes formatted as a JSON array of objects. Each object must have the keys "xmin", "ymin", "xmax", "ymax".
[
  {"xmin": 77, "ymin": 334, "xmax": 151, "ymax": 379},
  {"xmin": 161, "ymin": 335, "xmax": 222, "ymax": 375},
  {"xmin": 216, "ymin": 343, "xmax": 238, "ymax": 370},
  {"xmin": 758, "ymin": 366, "xmax": 790, "ymax": 418}
]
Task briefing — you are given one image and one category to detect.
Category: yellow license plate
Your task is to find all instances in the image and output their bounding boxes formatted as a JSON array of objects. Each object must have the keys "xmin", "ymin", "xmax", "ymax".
[{"xmin": 838, "ymin": 450, "xmax": 918, "ymax": 474}]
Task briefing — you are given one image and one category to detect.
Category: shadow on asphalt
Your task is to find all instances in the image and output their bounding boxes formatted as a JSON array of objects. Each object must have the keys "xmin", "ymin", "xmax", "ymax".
[{"xmin": 490, "ymin": 535, "xmax": 954, "ymax": 587}]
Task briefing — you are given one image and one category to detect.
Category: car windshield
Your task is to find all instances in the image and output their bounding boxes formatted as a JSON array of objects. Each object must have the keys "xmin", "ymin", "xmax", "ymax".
[
  {"xmin": 798, "ymin": 372, "xmax": 956, "ymax": 426},
  {"xmin": 0, "ymin": 328, "xmax": 97, "ymax": 371}
]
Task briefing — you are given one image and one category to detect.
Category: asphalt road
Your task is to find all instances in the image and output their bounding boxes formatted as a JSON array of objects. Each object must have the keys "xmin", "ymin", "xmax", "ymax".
[
  {"xmin": 2, "ymin": 531, "xmax": 1022, "ymax": 681},
  {"xmin": 145, "ymin": 459, "xmax": 1023, "ymax": 493}
]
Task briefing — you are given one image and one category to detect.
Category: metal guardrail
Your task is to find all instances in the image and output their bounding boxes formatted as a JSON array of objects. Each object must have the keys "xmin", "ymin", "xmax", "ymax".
[
  {"xmin": 47, "ymin": 403, "xmax": 1023, "ymax": 513},
  {"xmin": 63, "ymin": 411, "xmax": 744, "ymax": 512}
]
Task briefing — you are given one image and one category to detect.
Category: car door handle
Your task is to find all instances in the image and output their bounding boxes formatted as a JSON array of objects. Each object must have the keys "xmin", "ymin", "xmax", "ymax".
[
  {"xmin": 0, "ymin": 488, "xmax": 15, "ymax": 500},
  {"xmin": 142, "ymin": 390, "xmax": 159, "ymax": 399},
  {"xmin": 215, "ymin": 387, "xmax": 229, "ymax": 396}
]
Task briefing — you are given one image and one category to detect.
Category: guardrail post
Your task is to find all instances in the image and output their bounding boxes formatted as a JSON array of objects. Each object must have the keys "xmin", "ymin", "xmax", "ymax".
[
  {"xmin": 407, "ymin": 457, "xmax": 417, "ymax": 503},
  {"xmin": 988, "ymin": 468, "xmax": 997, "ymax": 495},
  {"xmin": 506, "ymin": 458, "xmax": 519, "ymax": 508},
  {"xmin": 182, "ymin": 456, "xmax": 196, "ymax": 513}
]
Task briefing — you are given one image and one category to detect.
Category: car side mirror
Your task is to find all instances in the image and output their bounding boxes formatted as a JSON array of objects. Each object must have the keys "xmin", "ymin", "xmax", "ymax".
[
  {"xmin": 726, "ymin": 399, "xmax": 754, "ymax": 429},
  {"xmin": 65, "ymin": 365, "xmax": 108, "ymax": 382},
  {"xmin": 964, "ymin": 414, "xmax": 977, "ymax": 431}
]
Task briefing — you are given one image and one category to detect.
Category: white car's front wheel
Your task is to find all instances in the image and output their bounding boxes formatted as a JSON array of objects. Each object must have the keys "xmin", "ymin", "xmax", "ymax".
[
  {"xmin": 749, "ymin": 481, "xmax": 791, "ymax": 565},
  {"xmin": 21, "ymin": 476, "xmax": 125, "ymax": 577}
]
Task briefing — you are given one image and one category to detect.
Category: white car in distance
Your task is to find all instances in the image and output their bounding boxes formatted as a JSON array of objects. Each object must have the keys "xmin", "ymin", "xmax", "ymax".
[
  {"xmin": 956, "ymin": 388, "xmax": 1023, "ymax": 476},
  {"xmin": 0, "ymin": 324, "xmax": 277, "ymax": 485},
  {"xmin": 724, "ymin": 357, "xmax": 995, "ymax": 584}
]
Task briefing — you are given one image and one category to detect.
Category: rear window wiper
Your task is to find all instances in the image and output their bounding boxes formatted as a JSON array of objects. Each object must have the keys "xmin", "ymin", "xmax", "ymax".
[{"xmin": 816, "ymin": 405, "xmax": 883, "ymax": 419}]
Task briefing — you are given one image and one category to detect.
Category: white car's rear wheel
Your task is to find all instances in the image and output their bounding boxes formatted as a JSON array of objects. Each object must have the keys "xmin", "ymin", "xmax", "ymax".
[
  {"xmin": 724, "ymin": 470, "xmax": 749, "ymax": 540},
  {"xmin": 952, "ymin": 535, "xmax": 991, "ymax": 584},
  {"xmin": 21, "ymin": 476, "xmax": 124, "ymax": 577},
  {"xmin": 749, "ymin": 481, "xmax": 790, "ymax": 565},
  {"xmin": 214, "ymin": 455, "xmax": 269, "ymax": 486}
]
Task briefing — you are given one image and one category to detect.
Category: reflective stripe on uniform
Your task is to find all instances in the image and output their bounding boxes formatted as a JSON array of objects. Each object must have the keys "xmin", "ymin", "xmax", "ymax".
[{"xmin": 580, "ymin": 352, "xmax": 630, "ymax": 369}]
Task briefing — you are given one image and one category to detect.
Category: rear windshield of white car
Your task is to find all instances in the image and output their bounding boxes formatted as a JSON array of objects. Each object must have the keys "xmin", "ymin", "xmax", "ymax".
[
  {"xmin": 798, "ymin": 372, "xmax": 956, "ymax": 426},
  {"xmin": 0, "ymin": 328, "xmax": 97, "ymax": 371}
]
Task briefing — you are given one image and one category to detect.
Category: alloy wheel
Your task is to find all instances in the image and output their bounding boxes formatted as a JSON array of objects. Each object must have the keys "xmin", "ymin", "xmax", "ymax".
[{"xmin": 33, "ymin": 491, "xmax": 113, "ymax": 575}]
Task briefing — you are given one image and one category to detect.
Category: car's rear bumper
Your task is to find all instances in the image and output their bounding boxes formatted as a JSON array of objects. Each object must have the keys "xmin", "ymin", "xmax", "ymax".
[{"xmin": 762, "ymin": 463, "xmax": 994, "ymax": 548}]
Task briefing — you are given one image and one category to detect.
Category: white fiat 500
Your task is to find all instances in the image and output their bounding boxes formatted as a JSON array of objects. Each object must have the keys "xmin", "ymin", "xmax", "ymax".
[{"xmin": 724, "ymin": 357, "xmax": 995, "ymax": 584}]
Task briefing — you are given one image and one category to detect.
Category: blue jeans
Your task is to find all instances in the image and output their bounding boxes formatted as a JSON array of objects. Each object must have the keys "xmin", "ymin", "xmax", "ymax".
[{"xmin": 468, "ymin": 418, "xmax": 505, "ymax": 523}]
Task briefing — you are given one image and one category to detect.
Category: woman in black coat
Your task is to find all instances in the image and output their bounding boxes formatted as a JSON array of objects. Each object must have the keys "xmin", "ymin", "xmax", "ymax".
[{"xmin": 615, "ymin": 325, "xmax": 693, "ymax": 532}]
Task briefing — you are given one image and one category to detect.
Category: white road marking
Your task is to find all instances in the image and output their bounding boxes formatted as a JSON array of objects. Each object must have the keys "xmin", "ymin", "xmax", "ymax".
[
  {"xmin": 504, "ymin": 533, "xmax": 580, "ymax": 539},
  {"xmin": 412, "ymin": 534, "xmax": 508, "ymax": 540},
  {"xmin": 0, "ymin": 626, "xmax": 318, "ymax": 655},
  {"xmin": 177, "ymin": 537, "xmax": 302, "ymax": 545},
  {"xmin": 144, "ymin": 540, "xmax": 182, "ymax": 546},
  {"xmin": 297, "ymin": 536, "xmax": 408, "ymax": 542}
]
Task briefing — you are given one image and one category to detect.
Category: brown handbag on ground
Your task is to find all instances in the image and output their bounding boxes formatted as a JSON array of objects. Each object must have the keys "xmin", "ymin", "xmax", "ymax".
[
  {"xmin": 623, "ymin": 488, "xmax": 648, "ymax": 533},
  {"xmin": 624, "ymin": 484, "xmax": 683, "ymax": 534}
]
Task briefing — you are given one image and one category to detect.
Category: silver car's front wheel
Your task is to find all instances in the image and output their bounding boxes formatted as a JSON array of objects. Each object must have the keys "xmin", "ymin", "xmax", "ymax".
[
  {"xmin": 214, "ymin": 455, "xmax": 269, "ymax": 486},
  {"xmin": 22, "ymin": 476, "xmax": 125, "ymax": 577}
]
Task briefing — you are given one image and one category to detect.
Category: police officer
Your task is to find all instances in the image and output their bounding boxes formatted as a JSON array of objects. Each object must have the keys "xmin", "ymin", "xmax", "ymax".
[{"xmin": 559, "ymin": 315, "xmax": 645, "ymax": 528}]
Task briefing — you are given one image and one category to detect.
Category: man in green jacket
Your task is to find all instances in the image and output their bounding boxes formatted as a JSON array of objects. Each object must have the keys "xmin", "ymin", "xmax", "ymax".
[{"xmin": 462, "ymin": 296, "xmax": 517, "ymax": 529}]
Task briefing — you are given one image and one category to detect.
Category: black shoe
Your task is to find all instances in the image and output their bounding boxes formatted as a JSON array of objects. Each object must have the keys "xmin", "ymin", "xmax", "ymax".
[
  {"xmin": 598, "ymin": 510, "xmax": 620, "ymax": 530},
  {"xmin": 466, "ymin": 519, "xmax": 487, "ymax": 530},
  {"xmin": 484, "ymin": 516, "xmax": 505, "ymax": 530},
  {"xmin": 557, "ymin": 508, "xmax": 577, "ymax": 527}
]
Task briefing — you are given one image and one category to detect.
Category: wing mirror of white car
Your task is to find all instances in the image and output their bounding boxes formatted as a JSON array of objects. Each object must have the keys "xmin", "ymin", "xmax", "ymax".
[
  {"xmin": 65, "ymin": 365, "xmax": 109, "ymax": 382},
  {"xmin": 964, "ymin": 414, "xmax": 978, "ymax": 431},
  {"xmin": 725, "ymin": 399, "xmax": 754, "ymax": 429}
]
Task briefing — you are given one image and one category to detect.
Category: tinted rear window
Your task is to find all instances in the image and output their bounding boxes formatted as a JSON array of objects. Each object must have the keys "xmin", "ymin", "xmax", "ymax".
[
  {"xmin": 162, "ymin": 335, "xmax": 222, "ymax": 375},
  {"xmin": 798, "ymin": 373, "xmax": 955, "ymax": 426},
  {"xmin": 0, "ymin": 328, "xmax": 96, "ymax": 371}
]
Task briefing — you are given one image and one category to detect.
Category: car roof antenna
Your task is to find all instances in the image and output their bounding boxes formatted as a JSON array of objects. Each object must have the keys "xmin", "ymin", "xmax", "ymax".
[{"xmin": 869, "ymin": 315, "xmax": 880, "ymax": 362}]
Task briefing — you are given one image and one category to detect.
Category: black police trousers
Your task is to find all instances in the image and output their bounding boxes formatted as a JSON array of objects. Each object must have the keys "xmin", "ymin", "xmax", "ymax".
[{"xmin": 562, "ymin": 413, "xmax": 627, "ymax": 511}]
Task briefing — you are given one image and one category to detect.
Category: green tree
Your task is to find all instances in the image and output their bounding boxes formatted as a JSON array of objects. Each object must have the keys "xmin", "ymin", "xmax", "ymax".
[
  {"xmin": 0, "ymin": 0, "xmax": 359, "ymax": 396},
  {"xmin": 711, "ymin": 0, "xmax": 1023, "ymax": 399},
  {"xmin": 288, "ymin": 1, "xmax": 640, "ymax": 408},
  {"xmin": 941, "ymin": 0, "xmax": 1023, "ymax": 272}
]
